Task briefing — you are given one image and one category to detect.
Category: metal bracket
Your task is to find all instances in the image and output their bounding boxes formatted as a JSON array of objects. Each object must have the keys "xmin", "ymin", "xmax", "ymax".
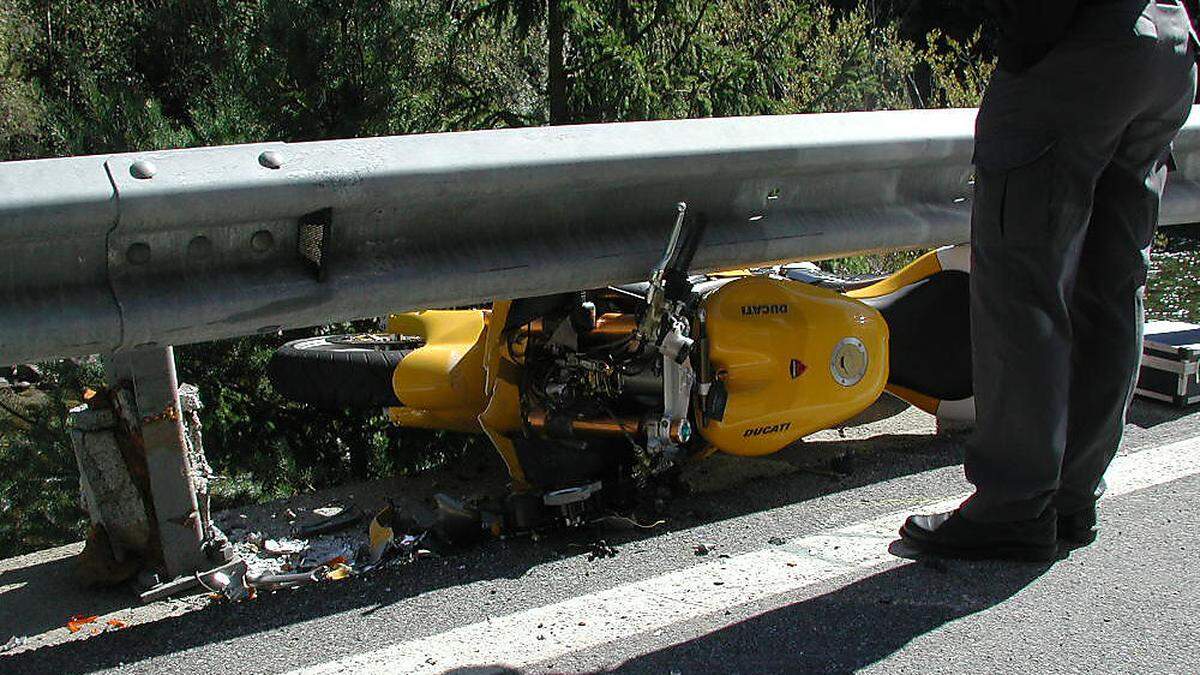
[{"xmin": 102, "ymin": 346, "xmax": 228, "ymax": 581}]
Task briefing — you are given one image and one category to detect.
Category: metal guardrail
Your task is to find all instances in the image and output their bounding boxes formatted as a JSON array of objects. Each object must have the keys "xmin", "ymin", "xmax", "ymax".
[{"xmin": 2, "ymin": 106, "xmax": 1199, "ymax": 365}]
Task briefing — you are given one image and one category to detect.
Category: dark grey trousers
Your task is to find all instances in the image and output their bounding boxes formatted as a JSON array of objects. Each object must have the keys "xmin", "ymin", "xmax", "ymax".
[{"xmin": 962, "ymin": 0, "xmax": 1197, "ymax": 522}]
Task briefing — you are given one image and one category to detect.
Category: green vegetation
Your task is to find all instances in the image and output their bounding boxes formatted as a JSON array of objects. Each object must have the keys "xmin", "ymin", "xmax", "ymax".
[{"xmin": 0, "ymin": 0, "xmax": 1007, "ymax": 558}]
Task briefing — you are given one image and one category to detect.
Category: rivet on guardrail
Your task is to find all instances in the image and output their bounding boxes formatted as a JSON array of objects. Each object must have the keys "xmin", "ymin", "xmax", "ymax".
[
  {"xmin": 187, "ymin": 236, "xmax": 213, "ymax": 259},
  {"xmin": 126, "ymin": 243, "xmax": 152, "ymax": 265},
  {"xmin": 129, "ymin": 160, "xmax": 157, "ymax": 179},
  {"xmin": 251, "ymin": 230, "xmax": 275, "ymax": 253},
  {"xmin": 258, "ymin": 150, "xmax": 284, "ymax": 170}
]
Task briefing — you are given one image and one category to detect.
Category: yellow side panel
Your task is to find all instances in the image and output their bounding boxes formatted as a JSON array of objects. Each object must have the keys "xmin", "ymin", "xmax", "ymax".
[
  {"xmin": 387, "ymin": 310, "xmax": 488, "ymax": 429},
  {"xmin": 382, "ymin": 304, "xmax": 531, "ymax": 490},
  {"xmin": 700, "ymin": 277, "xmax": 888, "ymax": 456}
]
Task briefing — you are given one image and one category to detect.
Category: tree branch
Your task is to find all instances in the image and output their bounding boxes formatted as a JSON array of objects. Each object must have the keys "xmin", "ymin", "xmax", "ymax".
[
  {"xmin": 666, "ymin": 0, "xmax": 715, "ymax": 70},
  {"xmin": 567, "ymin": 0, "xmax": 670, "ymax": 76}
]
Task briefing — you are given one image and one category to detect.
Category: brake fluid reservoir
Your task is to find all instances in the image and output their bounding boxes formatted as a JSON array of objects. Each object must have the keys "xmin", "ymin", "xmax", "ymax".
[{"xmin": 699, "ymin": 276, "xmax": 888, "ymax": 456}]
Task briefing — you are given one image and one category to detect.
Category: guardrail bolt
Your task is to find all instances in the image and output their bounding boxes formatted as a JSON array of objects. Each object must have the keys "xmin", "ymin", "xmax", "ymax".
[
  {"xmin": 130, "ymin": 160, "xmax": 157, "ymax": 179},
  {"xmin": 187, "ymin": 236, "xmax": 213, "ymax": 260},
  {"xmin": 126, "ymin": 243, "xmax": 152, "ymax": 265},
  {"xmin": 258, "ymin": 150, "xmax": 284, "ymax": 170},
  {"xmin": 251, "ymin": 230, "xmax": 275, "ymax": 253}
]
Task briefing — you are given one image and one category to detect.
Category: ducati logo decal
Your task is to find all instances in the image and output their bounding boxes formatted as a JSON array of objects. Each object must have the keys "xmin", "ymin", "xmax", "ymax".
[
  {"xmin": 740, "ymin": 304, "xmax": 788, "ymax": 316},
  {"xmin": 790, "ymin": 359, "xmax": 806, "ymax": 379},
  {"xmin": 743, "ymin": 421, "xmax": 792, "ymax": 438}
]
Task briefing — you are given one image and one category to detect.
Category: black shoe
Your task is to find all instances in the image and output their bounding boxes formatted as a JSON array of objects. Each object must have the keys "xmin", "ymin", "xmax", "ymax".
[
  {"xmin": 899, "ymin": 508, "xmax": 1058, "ymax": 562},
  {"xmin": 1056, "ymin": 506, "xmax": 1097, "ymax": 546}
]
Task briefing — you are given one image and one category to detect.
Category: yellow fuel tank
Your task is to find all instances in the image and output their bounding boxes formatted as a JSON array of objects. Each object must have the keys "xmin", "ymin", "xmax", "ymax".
[{"xmin": 699, "ymin": 276, "xmax": 888, "ymax": 456}]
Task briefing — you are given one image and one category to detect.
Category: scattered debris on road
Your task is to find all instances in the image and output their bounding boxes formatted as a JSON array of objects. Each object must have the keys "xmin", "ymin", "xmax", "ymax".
[
  {"xmin": 569, "ymin": 540, "xmax": 620, "ymax": 561},
  {"xmin": 214, "ymin": 502, "xmax": 431, "ymax": 601},
  {"xmin": 65, "ymin": 614, "xmax": 98, "ymax": 634},
  {"xmin": 693, "ymin": 543, "xmax": 716, "ymax": 556}
]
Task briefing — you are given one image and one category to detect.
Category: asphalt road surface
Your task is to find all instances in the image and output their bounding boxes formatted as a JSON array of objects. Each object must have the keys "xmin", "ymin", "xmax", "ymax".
[{"xmin": 3, "ymin": 399, "xmax": 1199, "ymax": 674}]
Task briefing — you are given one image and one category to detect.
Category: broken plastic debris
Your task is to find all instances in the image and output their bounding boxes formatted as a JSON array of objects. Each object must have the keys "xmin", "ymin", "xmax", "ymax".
[
  {"xmin": 326, "ymin": 564, "xmax": 352, "ymax": 581},
  {"xmin": 105, "ymin": 619, "xmax": 127, "ymax": 631},
  {"xmin": 299, "ymin": 538, "xmax": 356, "ymax": 569},
  {"xmin": 263, "ymin": 538, "xmax": 306, "ymax": 557},
  {"xmin": 66, "ymin": 614, "xmax": 98, "ymax": 633},
  {"xmin": 222, "ymin": 499, "xmax": 434, "ymax": 598},
  {"xmin": 368, "ymin": 504, "xmax": 397, "ymax": 564}
]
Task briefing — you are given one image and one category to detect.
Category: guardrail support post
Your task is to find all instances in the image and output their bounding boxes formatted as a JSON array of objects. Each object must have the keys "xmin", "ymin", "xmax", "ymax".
[{"xmin": 103, "ymin": 346, "xmax": 211, "ymax": 579}]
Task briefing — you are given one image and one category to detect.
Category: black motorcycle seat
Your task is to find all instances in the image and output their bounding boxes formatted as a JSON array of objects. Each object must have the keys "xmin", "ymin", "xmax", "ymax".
[{"xmin": 859, "ymin": 270, "xmax": 972, "ymax": 401}]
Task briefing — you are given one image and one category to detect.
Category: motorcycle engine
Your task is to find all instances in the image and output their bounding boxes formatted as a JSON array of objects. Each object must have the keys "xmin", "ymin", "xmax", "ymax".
[{"xmin": 517, "ymin": 294, "xmax": 697, "ymax": 487}]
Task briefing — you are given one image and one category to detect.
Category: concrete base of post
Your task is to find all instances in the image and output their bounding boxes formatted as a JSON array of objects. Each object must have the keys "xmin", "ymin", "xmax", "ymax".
[{"xmin": 70, "ymin": 402, "xmax": 154, "ymax": 586}]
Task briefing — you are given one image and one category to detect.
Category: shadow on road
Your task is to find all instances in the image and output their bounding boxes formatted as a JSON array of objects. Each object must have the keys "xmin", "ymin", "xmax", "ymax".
[
  {"xmin": 0, "ymin": 549, "xmax": 131, "ymax": 643},
  {"xmin": 609, "ymin": 556, "xmax": 1052, "ymax": 674}
]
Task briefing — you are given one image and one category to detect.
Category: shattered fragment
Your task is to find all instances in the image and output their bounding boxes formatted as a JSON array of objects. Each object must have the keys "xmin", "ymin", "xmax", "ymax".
[
  {"xmin": 66, "ymin": 615, "xmax": 98, "ymax": 633},
  {"xmin": 326, "ymin": 564, "xmax": 352, "ymax": 581},
  {"xmin": 368, "ymin": 504, "xmax": 396, "ymax": 564},
  {"xmin": 262, "ymin": 538, "xmax": 306, "ymax": 557}
]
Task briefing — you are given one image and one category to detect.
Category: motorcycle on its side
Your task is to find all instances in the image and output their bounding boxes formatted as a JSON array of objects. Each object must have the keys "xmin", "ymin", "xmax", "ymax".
[{"xmin": 269, "ymin": 204, "xmax": 973, "ymax": 530}]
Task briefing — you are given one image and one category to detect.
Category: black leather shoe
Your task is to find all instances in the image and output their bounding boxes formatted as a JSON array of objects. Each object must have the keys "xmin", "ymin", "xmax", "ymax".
[
  {"xmin": 1057, "ymin": 506, "xmax": 1097, "ymax": 546},
  {"xmin": 899, "ymin": 508, "xmax": 1058, "ymax": 561}
]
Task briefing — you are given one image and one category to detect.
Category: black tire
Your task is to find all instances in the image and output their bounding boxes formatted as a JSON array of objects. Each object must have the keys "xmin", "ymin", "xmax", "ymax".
[{"xmin": 267, "ymin": 334, "xmax": 410, "ymax": 409}]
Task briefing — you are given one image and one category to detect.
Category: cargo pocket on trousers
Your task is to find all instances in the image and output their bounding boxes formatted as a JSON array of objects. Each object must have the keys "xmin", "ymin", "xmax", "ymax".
[{"xmin": 971, "ymin": 136, "xmax": 1057, "ymax": 247}]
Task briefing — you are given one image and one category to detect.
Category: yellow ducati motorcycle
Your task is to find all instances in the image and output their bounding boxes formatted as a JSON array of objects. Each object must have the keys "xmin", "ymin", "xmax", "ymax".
[{"xmin": 269, "ymin": 205, "xmax": 973, "ymax": 528}]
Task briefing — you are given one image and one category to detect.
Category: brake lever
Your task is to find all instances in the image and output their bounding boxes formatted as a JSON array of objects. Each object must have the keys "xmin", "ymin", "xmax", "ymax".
[{"xmin": 636, "ymin": 203, "xmax": 706, "ymax": 348}]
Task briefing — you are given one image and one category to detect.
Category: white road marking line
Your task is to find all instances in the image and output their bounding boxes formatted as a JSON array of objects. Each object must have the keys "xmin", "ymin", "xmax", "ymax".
[{"xmin": 291, "ymin": 435, "xmax": 1200, "ymax": 675}]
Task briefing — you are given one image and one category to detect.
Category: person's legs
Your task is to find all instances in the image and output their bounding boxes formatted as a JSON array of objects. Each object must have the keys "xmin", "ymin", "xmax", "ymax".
[
  {"xmin": 903, "ymin": 0, "xmax": 1195, "ymax": 558},
  {"xmin": 957, "ymin": 77, "xmax": 1131, "ymax": 524},
  {"xmin": 959, "ymin": 0, "xmax": 1196, "ymax": 524},
  {"xmin": 1057, "ymin": 68, "xmax": 1197, "ymax": 523},
  {"xmin": 902, "ymin": 79, "xmax": 1125, "ymax": 558},
  {"xmin": 959, "ymin": 136, "xmax": 1092, "ymax": 523}
]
